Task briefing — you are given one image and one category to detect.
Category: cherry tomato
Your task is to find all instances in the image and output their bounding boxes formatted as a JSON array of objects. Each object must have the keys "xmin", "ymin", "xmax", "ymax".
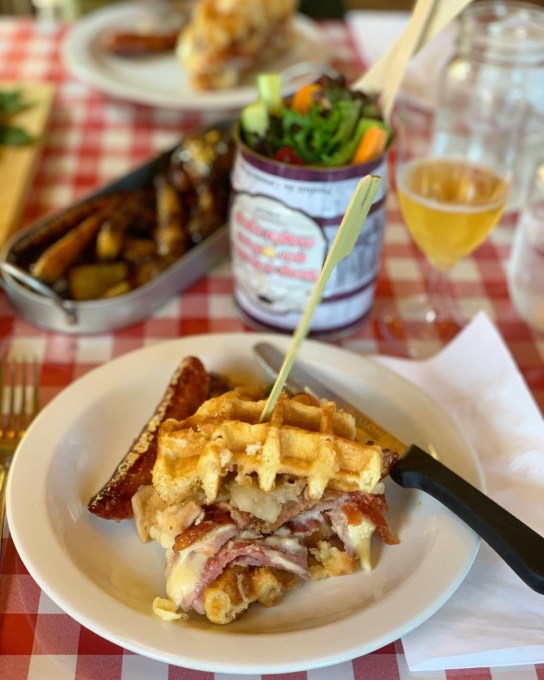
[{"xmin": 274, "ymin": 146, "xmax": 303, "ymax": 165}]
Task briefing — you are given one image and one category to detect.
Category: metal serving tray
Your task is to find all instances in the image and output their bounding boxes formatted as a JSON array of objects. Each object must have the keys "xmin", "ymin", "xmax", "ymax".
[{"xmin": 0, "ymin": 147, "xmax": 229, "ymax": 334}]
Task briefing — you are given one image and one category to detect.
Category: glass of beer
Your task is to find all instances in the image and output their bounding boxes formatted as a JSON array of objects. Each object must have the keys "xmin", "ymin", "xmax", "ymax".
[{"xmin": 381, "ymin": 96, "xmax": 524, "ymax": 344}]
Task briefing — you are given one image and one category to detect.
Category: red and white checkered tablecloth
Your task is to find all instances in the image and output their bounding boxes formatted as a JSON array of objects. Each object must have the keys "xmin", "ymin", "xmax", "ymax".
[{"xmin": 0, "ymin": 15, "xmax": 543, "ymax": 680}]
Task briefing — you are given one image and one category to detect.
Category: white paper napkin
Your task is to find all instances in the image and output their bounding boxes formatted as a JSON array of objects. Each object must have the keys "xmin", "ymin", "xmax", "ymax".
[
  {"xmin": 371, "ymin": 311, "xmax": 544, "ymax": 671},
  {"xmin": 346, "ymin": 10, "xmax": 457, "ymax": 110}
]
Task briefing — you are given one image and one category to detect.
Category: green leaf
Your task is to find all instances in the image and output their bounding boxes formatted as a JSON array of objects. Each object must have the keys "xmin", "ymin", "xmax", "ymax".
[
  {"xmin": 322, "ymin": 100, "xmax": 362, "ymax": 153},
  {"xmin": 0, "ymin": 124, "xmax": 37, "ymax": 146},
  {"xmin": 0, "ymin": 89, "xmax": 34, "ymax": 118},
  {"xmin": 321, "ymin": 118, "xmax": 390, "ymax": 167}
]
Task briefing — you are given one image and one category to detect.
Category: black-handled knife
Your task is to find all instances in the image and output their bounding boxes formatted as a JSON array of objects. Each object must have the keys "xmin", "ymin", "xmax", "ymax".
[{"xmin": 254, "ymin": 341, "xmax": 544, "ymax": 595}]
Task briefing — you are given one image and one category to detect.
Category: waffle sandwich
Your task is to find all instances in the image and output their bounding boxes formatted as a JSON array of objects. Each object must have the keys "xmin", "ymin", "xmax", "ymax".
[
  {"xmin": 177, "ymin": 0, "xmax": 298, "ymax": 90},
  {"xmin": 89, "ymin": 356, "xmax": 398, "ymax": 625}
]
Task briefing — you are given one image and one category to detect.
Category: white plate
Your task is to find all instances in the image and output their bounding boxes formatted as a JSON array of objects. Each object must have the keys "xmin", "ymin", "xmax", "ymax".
[
  {"xmin": 7, "ymin": 333, "xmax": 482, "ymax": 674},
  {"xmin": 62, "ymin": 3, "xmax": 329, "ymax": 109}
]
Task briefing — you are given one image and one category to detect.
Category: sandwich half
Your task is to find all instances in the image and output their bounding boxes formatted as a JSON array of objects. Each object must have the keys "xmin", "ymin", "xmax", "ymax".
[
  {"xmin": 89, "ymin": 356, "xmax": 398, "ymax": 625},
  {"xmin": 177, "ymin": 0, "xmax": 298, "ymax": 90}
]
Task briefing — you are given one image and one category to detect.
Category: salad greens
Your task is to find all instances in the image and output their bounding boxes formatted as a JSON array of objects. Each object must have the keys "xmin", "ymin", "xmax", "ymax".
[{"xmin": 240, "ymin": 74, "xmax": 392, "ymax": 167}]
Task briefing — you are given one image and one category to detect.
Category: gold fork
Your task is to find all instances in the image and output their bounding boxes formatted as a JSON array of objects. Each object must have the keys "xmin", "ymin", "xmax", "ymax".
[{"xmin": 0, "ymin": 359, "xmax": 40, "ymax": 544}]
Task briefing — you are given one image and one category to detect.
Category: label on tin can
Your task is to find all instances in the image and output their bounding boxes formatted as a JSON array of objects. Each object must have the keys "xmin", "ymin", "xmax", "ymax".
[
  {"xmin": 229, "ymin": 145, "xmax": 388, "ymax": 336},
  {"xmin": 230, "ymin": 193, "xmax": 327, "ymax": 313}
]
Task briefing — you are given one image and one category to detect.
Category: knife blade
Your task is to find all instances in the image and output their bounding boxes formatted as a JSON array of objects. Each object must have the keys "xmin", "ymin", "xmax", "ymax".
[
  {"xmin": 255, "ymin": 341, "xmax": 407, "ymax": 457},
  {"xmin": 253, "ymin": 341, "xmax": 544, "ymax": 595}
]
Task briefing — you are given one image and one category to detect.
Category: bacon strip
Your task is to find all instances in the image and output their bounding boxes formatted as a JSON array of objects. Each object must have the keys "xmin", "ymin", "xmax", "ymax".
[
  {"xmin": 350, "ymin": 491, "xmax": 399, "ymax": 544},
  {"xmin": 173, "ymin": 508, "xmax": 234, "ymax": 552},
  {"xmin": 100, "ymin": 30, "xmax": 179, "ymax": 56},
  {"xmin": 328, "ymin": 491, "xmax": 399, "ymax": 550}
]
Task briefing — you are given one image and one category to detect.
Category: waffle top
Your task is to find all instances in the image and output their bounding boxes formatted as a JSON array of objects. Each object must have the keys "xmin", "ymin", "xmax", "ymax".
[{"xmin": 153, "ymin": 391, "xmax": 384, "ymax": 504}]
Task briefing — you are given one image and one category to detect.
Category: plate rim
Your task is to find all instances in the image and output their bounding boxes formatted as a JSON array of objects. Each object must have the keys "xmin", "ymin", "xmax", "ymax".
[
  {"xmin": 7, "ymin": 332, "xmax": 482, "ymax": 674},
  {"xmin": 62, "ymin": 2, "xmax": 329, "ymax": 110}
]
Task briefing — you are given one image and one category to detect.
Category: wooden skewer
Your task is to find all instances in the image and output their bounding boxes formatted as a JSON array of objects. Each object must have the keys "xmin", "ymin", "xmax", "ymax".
[
  {"xmin": 352, "ymin": 0, "xmax": 474, "ymax": 123},
  {"xmin": 260, "ymin": 175, "xmax": 382, "ymax": 422}
]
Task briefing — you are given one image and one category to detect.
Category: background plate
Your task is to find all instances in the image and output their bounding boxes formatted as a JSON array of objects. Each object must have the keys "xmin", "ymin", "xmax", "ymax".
[
  {"xmin": 7, "ymin": 333, "xmax": 482, "ymax": 674},
  {"xmin": 63, "ymin": 3, "xmax": 329, "ymax": 109}
]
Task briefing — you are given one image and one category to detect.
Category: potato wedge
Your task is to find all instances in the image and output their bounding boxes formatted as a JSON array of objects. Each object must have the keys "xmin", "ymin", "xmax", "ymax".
[
  {"xmin": 96, "ymin": 188, "xmax": 156, "ymax": 261},
  {"xmin": 67, "ymin": 262, "xmax": 129, "ymax": 300},
  {"xmin": 10, "ymin": 196, "xmax": 110, "ymax": 259},
  {"xmin": 31, "ymin": 197, "xmax": 121, "ymax": 285},
  {"xmin": 154, "ymin": 174, "xmax": 188, "ymax": 258}
]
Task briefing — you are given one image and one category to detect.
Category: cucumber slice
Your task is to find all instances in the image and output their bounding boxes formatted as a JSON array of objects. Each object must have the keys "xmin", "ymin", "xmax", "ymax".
[
  {"xmin": 256, "ymin": 73, "xmax": 283, "ymax": 116},
  {"xmin": 240, "ymin": 100, "xmax": 269, "ymax": 137}
]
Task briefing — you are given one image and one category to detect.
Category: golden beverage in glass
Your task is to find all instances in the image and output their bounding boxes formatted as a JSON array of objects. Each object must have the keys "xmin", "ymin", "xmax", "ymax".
[
  {"xmin": 397, "ymin": 157, "xmax": 508, "ymax": 271},
  {"xmin": 380, "ymin": 99, "xmax": 523, "ymax": 347}
]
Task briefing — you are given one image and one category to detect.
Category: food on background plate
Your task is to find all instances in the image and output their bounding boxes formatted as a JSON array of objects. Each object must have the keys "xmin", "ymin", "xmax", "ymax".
[
  {"xmin": 7, "ymin": 126, "xmax": 234, "ymax": 301},
  {"xmin": 99, "ymin": 26, "xmax": 180, "ymax": 57},
  {"xmin": 88, "ymin": 356, "xmax": 398, "ymax": 625},
  {"xmin": 240, "ymin": 73, "xmax": 392, "ymax": 167},
  {"xmin": 178, "ymin": 0, "xmax": 298, "ymax": 90},
  {"xmin": 99, "ymin": 1, "xmax": 191, "ymax": 57}
]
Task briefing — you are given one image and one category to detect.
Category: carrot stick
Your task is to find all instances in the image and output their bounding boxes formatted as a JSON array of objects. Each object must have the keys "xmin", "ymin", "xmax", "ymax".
[
  {"xmin": 351, "ymin": 125, "xmax": 388, "ymax": 165},
  {"xmin": 290, "ymin": 83, "xmax": 321, "ymax": 115}
]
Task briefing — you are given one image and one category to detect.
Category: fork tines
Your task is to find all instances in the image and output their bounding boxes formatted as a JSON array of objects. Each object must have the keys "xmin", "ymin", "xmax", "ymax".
[{"xmin": 0, "ymin": 360, "xmax": 40, "ymax": 439}]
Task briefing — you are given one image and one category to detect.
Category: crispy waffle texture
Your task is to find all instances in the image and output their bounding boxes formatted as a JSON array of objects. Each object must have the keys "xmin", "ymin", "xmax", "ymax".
[
  {"xmin": 177, "ymin": 0, "xmax": 298, "ymax": 89},
  {"xmin": 202, "ymin": 565, "xmax": 299, "ymax": 624},
  {"xmin": 153, "ymin": 391, "xmax": 384, "ymax": 505}
]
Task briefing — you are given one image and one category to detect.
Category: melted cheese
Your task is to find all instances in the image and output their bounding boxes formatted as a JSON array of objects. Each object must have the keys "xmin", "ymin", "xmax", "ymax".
[
  {"xmin": 166, "ymin": 550, "xmax": 209, "ymax": 605},
  {"xmin": 261, "ymin": 536, "xmax": 307, "ymax": 576},
  {"xmin": 347, "ymin": 516, "xmax": 376, "ymax": 572},
  {"xmin": 165, "ymin": 524, "xmax": 234, "ymax": 606},
  {"xmin": 228, "ymin": 477, "xmax": 304, "ymax": 522},
  {"xmin": 152, "ymin": 597, "xmax": 187, "ymax": 621}
]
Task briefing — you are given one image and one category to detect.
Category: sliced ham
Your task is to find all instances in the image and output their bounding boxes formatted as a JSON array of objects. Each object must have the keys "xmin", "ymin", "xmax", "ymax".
[
  {"xmin": 190, "ymin": 534, "xmax": 309, "ymax": 614},
  {"xmin": 168, "ymin": 519, "xmax": 309, "ymax": 614},
  {"xmin": 165, "ymin": 487, "xmax": 396, "ymax": 615}
]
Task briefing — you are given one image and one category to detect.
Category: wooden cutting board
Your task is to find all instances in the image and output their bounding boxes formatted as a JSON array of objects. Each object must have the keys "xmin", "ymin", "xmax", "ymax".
[{"xmin": 0, "ymin": 81, "xmax": 56, "ymax": 246}]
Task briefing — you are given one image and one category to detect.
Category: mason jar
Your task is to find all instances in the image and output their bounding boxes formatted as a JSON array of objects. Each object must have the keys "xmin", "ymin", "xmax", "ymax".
[{"xmin": 432, "ymin": 0, "xmax": 544, "ymax": 209}]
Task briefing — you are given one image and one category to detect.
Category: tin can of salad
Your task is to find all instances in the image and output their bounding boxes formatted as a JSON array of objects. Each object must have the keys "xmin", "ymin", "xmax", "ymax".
[{"xmin": 229, "ymin": 131, "xmax": 388, "ymax": 337}]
